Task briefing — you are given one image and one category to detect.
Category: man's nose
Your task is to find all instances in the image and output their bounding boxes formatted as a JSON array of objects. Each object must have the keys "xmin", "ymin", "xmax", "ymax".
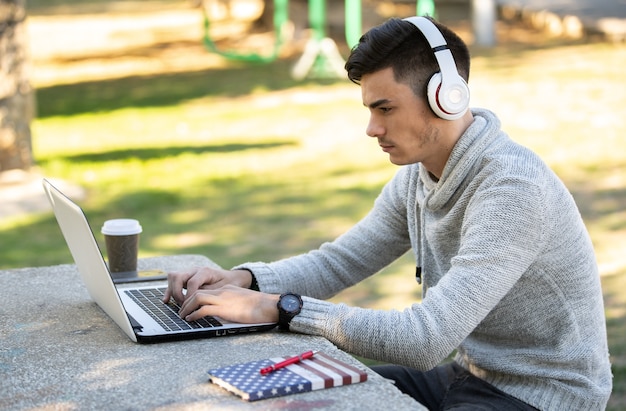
[{"xmin": 366, "ymin": 117, "xmax": 383, "ymax": 138}]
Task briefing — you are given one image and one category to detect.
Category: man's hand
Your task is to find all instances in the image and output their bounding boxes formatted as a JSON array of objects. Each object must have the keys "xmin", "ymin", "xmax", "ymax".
[
  {"xmin": 162, "ymin": 267, "xmax": 253, "ymax": 305},
  {"xmin": 178, "ymin": 285, "xmax": 280, "ymax": 324}
]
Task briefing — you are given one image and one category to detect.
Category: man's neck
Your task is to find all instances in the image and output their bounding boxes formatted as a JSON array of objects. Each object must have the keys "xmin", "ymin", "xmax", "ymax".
[{"xmin": 426, "ymin": 110, "xmax": 474, "ymax": 179}]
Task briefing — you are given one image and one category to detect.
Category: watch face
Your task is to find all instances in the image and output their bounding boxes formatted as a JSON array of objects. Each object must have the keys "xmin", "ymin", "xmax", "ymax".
[{"xmin": 281, "ymin": 294, "xmax": 301, "ymax": 312}]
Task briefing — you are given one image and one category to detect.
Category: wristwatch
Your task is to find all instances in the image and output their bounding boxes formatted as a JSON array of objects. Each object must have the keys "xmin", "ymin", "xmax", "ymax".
[{"xmin": 277, "ymin": 293, "xmax": 303, "ymax": 331}]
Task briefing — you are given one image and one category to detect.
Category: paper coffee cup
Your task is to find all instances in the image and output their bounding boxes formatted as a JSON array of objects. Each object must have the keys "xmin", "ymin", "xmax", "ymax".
[{"xmin": 101, "ymin": 219, "xmax": 142, "ymax": 273}]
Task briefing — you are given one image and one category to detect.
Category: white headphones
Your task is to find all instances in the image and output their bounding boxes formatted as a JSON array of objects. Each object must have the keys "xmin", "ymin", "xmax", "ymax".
[{"xmin": 403, "ymin": 16, "xmax": 470, "ymax": 120}]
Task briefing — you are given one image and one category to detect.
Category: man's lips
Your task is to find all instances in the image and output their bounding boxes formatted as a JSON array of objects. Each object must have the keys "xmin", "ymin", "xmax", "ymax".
[{"xmin": 379, "ymin": 142, "xmax": 394, "ymax": 152}]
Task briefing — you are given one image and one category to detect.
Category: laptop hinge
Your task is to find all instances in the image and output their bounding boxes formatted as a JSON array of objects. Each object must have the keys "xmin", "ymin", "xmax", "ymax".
[{"xmin": 127, "ymin": 313, "xmax": 143, "ymax": 331}]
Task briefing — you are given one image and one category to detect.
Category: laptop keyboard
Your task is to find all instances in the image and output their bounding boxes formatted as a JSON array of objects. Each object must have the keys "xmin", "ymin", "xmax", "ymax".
[{"xmin": 125, "ymin": 287, "xmax": 223, "ymax": 332}]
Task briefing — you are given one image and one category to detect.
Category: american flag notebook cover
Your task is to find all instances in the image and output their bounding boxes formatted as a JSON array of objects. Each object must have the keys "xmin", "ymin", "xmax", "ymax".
[{"xmin": 207, "ymin": 351, "xmax": 368, "ymax": 401}]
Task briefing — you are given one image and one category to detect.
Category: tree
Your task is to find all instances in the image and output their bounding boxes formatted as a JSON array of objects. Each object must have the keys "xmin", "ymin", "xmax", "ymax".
[{"xmin": 0, "ymin": 0, "xmax": 34, "ymax": 172}]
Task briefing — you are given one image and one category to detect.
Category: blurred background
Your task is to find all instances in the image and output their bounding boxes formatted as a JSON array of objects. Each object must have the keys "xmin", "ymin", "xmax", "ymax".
[{"xmin": 1, "ymin": 0, "xmax": 625, "ymax": 408}]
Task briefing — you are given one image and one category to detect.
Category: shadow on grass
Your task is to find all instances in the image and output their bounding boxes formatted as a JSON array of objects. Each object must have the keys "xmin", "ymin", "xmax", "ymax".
[
  {"xmin": 602, "ymin": 270, "xmax": 626, "ymax": 411},
  {"xmin": 0, "ymin": 166, "xmax": 384, "ymax": 269},
  {"xmin": 572, "ymin": 186, "xmax": 626, "ymax": 225},
  {"xmin": 565, "ymin": 159, "xmax": 626, "ymax": 225},
  {"xmin": 567, "ymin": 171, "xmax": 626, "ymax": 401},
  {"xmin": 34, "ymin": 38, "xmax": 598, "ymax": 120},
  {"xmin": 36, "ymin": 141, "xmax": 298, "ymax": 163},
  {"xmin": 567, "ymin": 171, "xmax": 626, "ymax": 410},
  {"xmin": 35, "ymin": 59, "xmax": 346, "ymax": 118}
]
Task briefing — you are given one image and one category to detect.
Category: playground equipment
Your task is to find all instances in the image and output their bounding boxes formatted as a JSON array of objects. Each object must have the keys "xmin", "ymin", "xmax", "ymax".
[
  {"xmin": 201, "ymin": 0, "xmax": 290, "ymax": 63},
  {"xmin": 201, "ymin": 0, "xmax": 438, "ymax": 78},
  {"xmin": 290, "ymin": 0, "xmax": 348, "ymax": 80}
]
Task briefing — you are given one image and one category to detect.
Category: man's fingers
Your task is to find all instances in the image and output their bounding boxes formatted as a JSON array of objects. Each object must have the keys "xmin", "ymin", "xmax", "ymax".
[
  {"xmin": 184, "ymin": 274, "xmax": 206, "ymax": 297},
  {"xmin": 183, "ymin": 305, "xmax": 215, "ymax": 322},
  {"xmin": 179, "ymin": 291, "xmax": 214, "ymax": 319},
  {"xmin": 164, "ymin": 271, "xmax": 191, "ymax": 305},
  {"xmin": 162, "ymin": 287, "xmax": 172, "ymax": 303},
  {"xmin": 173, "ymin": 277, "xmax": 188, "ymax": 304}
]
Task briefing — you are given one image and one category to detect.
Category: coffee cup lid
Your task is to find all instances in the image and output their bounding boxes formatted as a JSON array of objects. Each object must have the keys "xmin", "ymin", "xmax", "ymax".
[{"xmin": 101, "ymin": 219, "xmax": 142, "ymax": 235}]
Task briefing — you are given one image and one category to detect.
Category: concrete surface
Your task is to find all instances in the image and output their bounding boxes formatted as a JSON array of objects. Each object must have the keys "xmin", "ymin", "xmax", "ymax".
[{"xmin": 0, "ymin": 255, "xmax": 423, "ymax": 410}]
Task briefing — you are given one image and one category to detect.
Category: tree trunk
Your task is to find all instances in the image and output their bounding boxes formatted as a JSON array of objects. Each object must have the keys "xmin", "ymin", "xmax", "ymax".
[{"xmin": 0, "ymin": 0, "xmax": 35, "ymax": 172}]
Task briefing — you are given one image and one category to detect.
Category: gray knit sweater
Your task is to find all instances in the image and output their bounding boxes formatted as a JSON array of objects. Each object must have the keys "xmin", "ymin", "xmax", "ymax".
[{"xmin": 236, "ymin": 108, "xmax": 612, "ymax": 410}]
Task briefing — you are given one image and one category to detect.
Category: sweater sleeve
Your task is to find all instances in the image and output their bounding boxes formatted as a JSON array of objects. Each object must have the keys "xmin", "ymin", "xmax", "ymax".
[
  {"xmin": 289, "ymin": 176, "xmax": 546, "ymax": 370},
  {"xmin": 233, "ymin": 167, "xmax": 413, "ymax": 299}
]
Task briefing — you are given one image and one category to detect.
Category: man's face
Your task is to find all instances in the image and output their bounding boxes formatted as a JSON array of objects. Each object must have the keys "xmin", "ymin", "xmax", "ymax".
[{"xmin": 361, "ymin": 67, "xmax": 441, "ymax": 167}]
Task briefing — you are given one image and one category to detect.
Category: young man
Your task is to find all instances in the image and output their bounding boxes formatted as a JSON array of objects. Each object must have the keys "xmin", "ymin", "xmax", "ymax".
[{"xmin": 164, "ymin": 17, "xmax": 612, "ymax": 409}]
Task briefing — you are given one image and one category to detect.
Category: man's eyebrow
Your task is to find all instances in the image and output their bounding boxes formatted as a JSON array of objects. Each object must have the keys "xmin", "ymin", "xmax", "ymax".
[{"xmin": 365, "ymin": 99, "xmax": 391, "ymax": 109}]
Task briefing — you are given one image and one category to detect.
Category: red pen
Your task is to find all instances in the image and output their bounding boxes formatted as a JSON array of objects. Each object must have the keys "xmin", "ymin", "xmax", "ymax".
[{"xmin": 260, "ymin": 350, "xmax": 318, "ymax": 375}]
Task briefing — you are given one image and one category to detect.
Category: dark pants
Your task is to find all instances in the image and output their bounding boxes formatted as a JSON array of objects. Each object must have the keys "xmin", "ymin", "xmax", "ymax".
[{"xmin": 372, "ymin": 362, "xmax": 539, "ymax": 411}]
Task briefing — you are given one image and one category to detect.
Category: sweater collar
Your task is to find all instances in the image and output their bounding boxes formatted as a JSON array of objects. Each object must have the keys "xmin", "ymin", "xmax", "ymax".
[{"xmin": 419, "ymin": 108, "xmax": 503, "ymax": 210}]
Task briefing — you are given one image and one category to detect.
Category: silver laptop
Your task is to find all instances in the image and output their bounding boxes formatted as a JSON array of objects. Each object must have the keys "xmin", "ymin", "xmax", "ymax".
[{"xmin": 42, "ymin": 178, "xmax": 276, "ymax": 343}]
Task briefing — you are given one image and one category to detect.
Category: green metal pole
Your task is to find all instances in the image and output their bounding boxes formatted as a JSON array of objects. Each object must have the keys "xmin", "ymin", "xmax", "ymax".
[
  {"xmin": 417, "ymin": 0, "xmax": 436, "ymax": 17},
  {"xmin": 345, "ymin": 0, "xmax": 362, "ymax": 48},
  {"xmin": 309, "ymin": 0, "xmax": 326, "ymax": 41},
  {"xmin": 274, "ymin": 0, "xmax": 289, "ymax": 43}
]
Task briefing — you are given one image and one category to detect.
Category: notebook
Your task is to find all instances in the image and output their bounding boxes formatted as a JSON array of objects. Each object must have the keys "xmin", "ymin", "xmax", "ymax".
[
  {"xmin": 207, "ymin": 351, "xmax": 368, "ymax": 401},
  {"xmin": 42, "ymin": 178, "xmax": 277, "ymax": 343}
]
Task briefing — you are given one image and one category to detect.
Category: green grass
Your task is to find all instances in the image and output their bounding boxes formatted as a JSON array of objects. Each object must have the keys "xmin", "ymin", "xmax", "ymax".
[
  {"xmin": 4, "ymin": 64, "xmax": 388, "ymax": 267},
  {"xmin": 5, "ymin": 2, "xmax": 626, "ymax": 408}
]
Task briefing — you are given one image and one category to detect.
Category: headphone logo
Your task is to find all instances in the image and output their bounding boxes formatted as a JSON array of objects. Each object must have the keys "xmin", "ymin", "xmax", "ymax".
[{"xmin": 403, "ymin": 17, "xmax": 470, "ymax": 120}]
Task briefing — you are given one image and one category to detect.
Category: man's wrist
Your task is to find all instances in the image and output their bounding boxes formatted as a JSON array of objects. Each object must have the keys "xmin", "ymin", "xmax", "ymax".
[
  {"xmin": 249, "ymin": 272, "xmax": 259, "ymax": 291},
  {"xmin": 238, "ymin": 268, "xmax": 259, "ymax": 291}
]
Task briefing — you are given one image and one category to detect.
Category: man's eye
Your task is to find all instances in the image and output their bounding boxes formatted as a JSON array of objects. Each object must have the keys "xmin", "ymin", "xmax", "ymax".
[{"xmin": 380, "ymin": 107, "xmax": 392, "ymax": 113}]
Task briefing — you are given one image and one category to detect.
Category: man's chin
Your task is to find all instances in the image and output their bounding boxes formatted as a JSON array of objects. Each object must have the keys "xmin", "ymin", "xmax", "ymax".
[{"xmin": 388, "ymin": 156, "xmax": 410, "ymax": 166}]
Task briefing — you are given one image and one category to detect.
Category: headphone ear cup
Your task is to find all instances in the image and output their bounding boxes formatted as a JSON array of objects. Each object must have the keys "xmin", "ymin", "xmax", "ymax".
[
  {"xmin": 427, "ymin": 72, "xmax": 470, "ymax": 120},
  {"xmin": 427, "ymin": 72, "xmax": 447, "ymax": 119}
]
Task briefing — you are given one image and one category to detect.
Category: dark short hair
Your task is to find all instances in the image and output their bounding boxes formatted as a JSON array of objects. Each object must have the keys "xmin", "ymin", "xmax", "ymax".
[{"xmin": 345, "ymin": 17, "xmax": 470, "ymax": 100}]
